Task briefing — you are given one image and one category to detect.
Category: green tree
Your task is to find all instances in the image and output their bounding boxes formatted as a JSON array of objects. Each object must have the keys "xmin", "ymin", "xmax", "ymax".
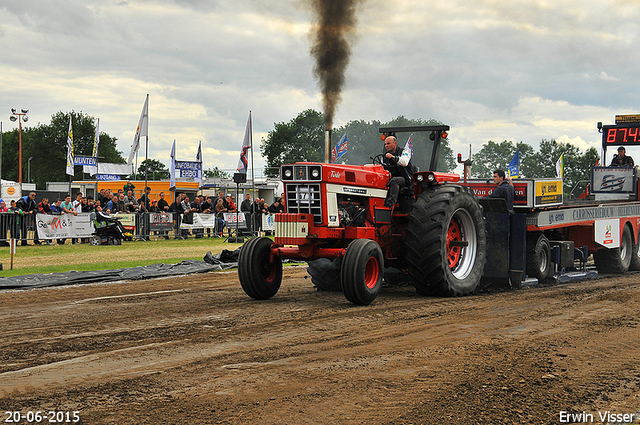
[
  {"xmin": 261, "ymin": 111, "xmax": 457, "ymax": 175},
  {"xmin": 261, "ymin": 109, "xmax": 325, "ymax": 177},
  {"xmin": 136, "ymin": 158, "xmax": 169, "ymax": 180},
  {"xmin": 471, "ymin": 140, "xmax": 534, "ymax": 178},
  {"xmin": 523, "ymin": 139, "xmax": 599, "ymax": 195},
  {"xmin": 2, "ymin": 110, "xmax": 125, "ymax": 189},
  {"xmin": 204, "ymin": 166, "xmax": 230, "ymax": 179}
]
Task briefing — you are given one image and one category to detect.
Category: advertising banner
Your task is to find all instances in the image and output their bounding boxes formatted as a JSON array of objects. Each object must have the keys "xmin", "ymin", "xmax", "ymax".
[
  {"xmin": 591, "ymin": 167, "xmax": 636, "ymax": 193},
  {"xmin": 149, "ymin": 212, "xmax": 173, "ymax": 231},
  {"xmin": 534, "ymin": 179, "xmax": 563, "ymax": 207},
  {"xmin": 36, "ymin": 213, "xmax": 94, "ymax": 240}
]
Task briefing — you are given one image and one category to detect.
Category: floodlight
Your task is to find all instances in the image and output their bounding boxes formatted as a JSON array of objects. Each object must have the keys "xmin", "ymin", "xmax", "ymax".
[{"xmin": 9, "ymin": 116, "xmax": 17, "ymax": 122}]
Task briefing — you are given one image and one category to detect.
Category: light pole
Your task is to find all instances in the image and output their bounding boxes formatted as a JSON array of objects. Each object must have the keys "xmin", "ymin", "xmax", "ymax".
[
  {"xmin": 9, "ymin": 108, "xmax": 29, "ymax": 183},
  {"xmin": 28, "ymin": 157, "xmax": 33, "ymax": 183}
]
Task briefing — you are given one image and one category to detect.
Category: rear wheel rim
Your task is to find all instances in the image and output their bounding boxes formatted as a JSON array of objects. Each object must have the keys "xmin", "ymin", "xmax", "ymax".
[
  {"xmin": 364, "ymin": 256, "xmax": 380, "ymax": 289},
  {"xmin": 447, "ymin": 209, "xmax": 477, "ymax": 280}
]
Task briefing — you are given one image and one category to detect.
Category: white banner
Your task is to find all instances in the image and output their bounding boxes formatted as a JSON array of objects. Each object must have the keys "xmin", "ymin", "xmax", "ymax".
[
  {"xmin": 262, "ymin": 213, "xmax": 275, "ymax": 231},
  {"xmin": 36, "ymin": 213, "xmax": 94, "ymax": 240},
  {"xmin": 179, "ymin": 213, "xmax": 248, "ymax": 229}
]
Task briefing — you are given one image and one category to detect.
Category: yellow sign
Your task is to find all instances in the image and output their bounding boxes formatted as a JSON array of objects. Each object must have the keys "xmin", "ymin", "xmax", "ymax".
[
  {"xmin": 615, "ymin": 114, "xmax": 640, "ymax": 124},
  {"xmin": 534, "ymin": 179, "xmax": 563, "ymax": 206}
]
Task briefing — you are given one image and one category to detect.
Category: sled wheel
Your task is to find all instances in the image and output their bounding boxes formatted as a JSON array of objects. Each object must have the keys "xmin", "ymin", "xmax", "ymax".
[
  {"xmin": 90, "ymin": 236, "xmax": 101, "ymax": 246},
  {"xmin": 238, "ymin": 236, "xmax": 282, "ymax": 299},
  {"xmin": 405, "ymin": 185, "xmax": 487, "ymax": 296},
  {"xmin": 340, "ymin": 239, "xmax": 383, "ymax": 305},
  {"xmin": 594, "ymin": 224, "xmax": 633, "ymax": 274},
  {"xmin": 526, "ymin": 233, "xmax": 552, "ymax": 281},
  {"xmin": 307, "ymin": 258, "xmax": 343, "ymax": 291}
]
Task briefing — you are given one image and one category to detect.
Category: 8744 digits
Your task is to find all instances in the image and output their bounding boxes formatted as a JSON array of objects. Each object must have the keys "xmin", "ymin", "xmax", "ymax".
[{"xmin": 4, "ymin": 411, "xmax": 80, "ymax": 423}]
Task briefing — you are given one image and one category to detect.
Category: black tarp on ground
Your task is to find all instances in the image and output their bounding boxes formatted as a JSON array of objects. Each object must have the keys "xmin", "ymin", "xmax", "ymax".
[{"xmin": 0, "ymin": 248, "xmax": 241, "ymax": 291}]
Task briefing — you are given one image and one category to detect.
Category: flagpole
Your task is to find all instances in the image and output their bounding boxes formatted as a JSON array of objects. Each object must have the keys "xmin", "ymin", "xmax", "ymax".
[{"xmin": 250, "ymin": 111, "xmax": 256, "ymax": 236}]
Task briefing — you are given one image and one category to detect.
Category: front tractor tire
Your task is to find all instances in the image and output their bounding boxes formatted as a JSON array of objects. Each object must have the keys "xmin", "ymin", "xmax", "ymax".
[
  {"xmin": 405, "ymin": 185, "xmax": 487, "ymax": 296},
  {"xmin": 341, "ymin": 239, "xmax": 384, "ymax": 305},
  {"xmin": 238, "ymin": 237, "xmax": 282, "ymax": 300}
]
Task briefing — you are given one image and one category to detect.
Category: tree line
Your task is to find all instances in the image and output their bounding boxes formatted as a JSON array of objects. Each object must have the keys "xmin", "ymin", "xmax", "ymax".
[{"xmin": 2, "ymin": 109, "xmax": 600, "ymax": 195}]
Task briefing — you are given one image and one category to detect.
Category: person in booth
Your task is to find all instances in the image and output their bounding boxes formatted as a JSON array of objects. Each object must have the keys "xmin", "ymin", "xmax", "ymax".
[
  {"xmin": 610, "ymin": 146, "xmax": 634, "ymax": 167},
  {"xmin": 382, "ymin": 135, "xmax": 413, "ymax": 208}
]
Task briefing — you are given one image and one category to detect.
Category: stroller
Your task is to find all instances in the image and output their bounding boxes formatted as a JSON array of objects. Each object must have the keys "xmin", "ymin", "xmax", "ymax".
[{"xmin": 90, "ymin": 211, "xmax": 133, "ymax": 246}]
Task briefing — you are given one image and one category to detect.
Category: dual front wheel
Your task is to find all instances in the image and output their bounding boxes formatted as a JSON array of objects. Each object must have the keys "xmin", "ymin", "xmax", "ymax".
[{"xmin": 239, "ymin": 237, "xmax": 383, "ymax": 305}]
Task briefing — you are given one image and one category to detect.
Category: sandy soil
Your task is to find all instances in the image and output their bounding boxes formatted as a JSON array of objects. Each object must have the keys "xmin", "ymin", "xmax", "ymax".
[{"xmin": 0, "ymin": 267, "xmax": 639, "ymax": 424}]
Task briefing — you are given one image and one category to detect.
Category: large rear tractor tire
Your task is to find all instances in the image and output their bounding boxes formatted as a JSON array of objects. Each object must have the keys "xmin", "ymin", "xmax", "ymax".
[
  {"xmin": 238, "ymin": 237, "xmax": 282, "ymax": 299},
  {"xmin": 405, "ymin": 185, "xmax": 487, "ymax": 296},
  {"xmin": 594, "ymin": 224, "xmax": 633, "ymax": 274},
  {"xmin": 340, "ymin": 239, "xmax": 384, "ymax": 305},
  {"xmin": 526, "ymin": 233, "xmax": 552, "ymax": 281},
  {"xmin": 307, "ymin": 258, "xmax": 343, "ymax": 291}
]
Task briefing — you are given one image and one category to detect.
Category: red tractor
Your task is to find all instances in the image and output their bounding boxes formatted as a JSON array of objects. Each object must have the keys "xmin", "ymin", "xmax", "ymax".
[{"xmin": 238, "ymin": 125, "xmax": 488, "ymax": 304}]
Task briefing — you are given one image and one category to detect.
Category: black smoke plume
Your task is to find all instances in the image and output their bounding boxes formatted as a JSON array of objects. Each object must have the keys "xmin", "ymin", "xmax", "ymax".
[{"xmin": 310, "ymin": 0, "xmax": 360, "ymax": 130}]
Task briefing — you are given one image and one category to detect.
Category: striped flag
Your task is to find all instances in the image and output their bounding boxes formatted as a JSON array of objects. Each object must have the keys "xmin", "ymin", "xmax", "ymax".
[
  {"xmin": 555, "ymin": 154, "xmax": 564, "ymax": 178},
  {"xmin": 331, "ymin": 132, "xmax": 348, "ymax": 163},
  {"xmin": 237, "ymin": 112, "xmax": 252, "ymax": 174},
  {"xmin": 65, "ymin": 117, "xmax": 74, "ymax": 176}
]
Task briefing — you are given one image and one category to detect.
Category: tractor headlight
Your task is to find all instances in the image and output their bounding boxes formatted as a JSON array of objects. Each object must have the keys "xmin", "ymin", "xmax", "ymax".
[
  {"xmin": 311, "ymin": 168, "xmax": 320, "ymax": 179},
  {"xmin": 415, "ymin": 174, "xmax": 425, "ymax": 183},
  {"xmin": 427, "ymin": 173, "xmax": 435, "ymax": 182},
  {"xmin": 282, "ymin": 166, "xmax": 293, "ymax": 180}
]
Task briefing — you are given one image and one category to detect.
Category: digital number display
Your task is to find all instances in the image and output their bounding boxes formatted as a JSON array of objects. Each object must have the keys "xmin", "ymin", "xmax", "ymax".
[{"xmin": 603, "ymin": 125, "xmax": 640, "ymax": 147}]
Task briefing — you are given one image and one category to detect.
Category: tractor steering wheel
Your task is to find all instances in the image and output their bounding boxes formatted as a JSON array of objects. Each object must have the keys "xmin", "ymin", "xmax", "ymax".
[{"xmin": 372, "ymin": 153, "xmax": 385, "ymax": 166}]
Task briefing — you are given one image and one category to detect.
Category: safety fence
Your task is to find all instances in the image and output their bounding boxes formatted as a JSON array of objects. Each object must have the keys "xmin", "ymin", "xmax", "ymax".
[{"xmin": 0, "ymin": 211, "xmax": 276, "ymax": 245}]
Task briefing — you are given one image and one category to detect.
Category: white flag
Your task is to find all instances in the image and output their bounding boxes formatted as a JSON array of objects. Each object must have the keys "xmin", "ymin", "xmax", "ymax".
[
  {"xmin": 555, "ymin": 154, "xmax": 564, "ymax": 178},
  {"xmin": 127, "ymin": 94, "xmax": 149, "ymax": 165},
  {"xmin": 170, "ymin": 140, "xmax": 176, "ymax": 189},
  {"xmin": 86, "ymin": 118, "xmax": 100, "ymax": 176},
  {"xmin": 65, "ymin": 117, "xmax": 74, "ymax": 176},
  {"xmin": 236, "ymin": 112, "xmax": 252, "ymax": 174},
  {"xmin": 195, "ymin": 141, "xmax": 203, "ymax": 186}
]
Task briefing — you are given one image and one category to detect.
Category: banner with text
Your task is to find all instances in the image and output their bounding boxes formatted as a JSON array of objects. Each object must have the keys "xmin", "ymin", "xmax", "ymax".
[{"xmin": 36, "ymin": 213, "xmax": 94, "ymax": 240}]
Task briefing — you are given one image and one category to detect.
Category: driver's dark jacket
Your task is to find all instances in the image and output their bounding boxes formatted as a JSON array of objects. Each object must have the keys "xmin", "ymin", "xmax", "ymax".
[{"xmin": 382, "ymin": 146, "xmax": 413, "ymax": 189}]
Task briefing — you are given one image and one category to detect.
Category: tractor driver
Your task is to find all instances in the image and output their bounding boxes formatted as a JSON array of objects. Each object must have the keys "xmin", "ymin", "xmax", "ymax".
[
  {"xmin": 382, "ymin": 135, "xmax": 413, "ymax": 208},
  {"xmin": 487, "ymin": 169, "xmax": 515, "ymax": 213}
]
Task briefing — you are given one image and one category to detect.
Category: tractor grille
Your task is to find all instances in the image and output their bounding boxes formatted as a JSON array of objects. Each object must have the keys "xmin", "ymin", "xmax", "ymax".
[{"xmin": 285, "ymin": 184, "xmax": 323, "ymax": 224}]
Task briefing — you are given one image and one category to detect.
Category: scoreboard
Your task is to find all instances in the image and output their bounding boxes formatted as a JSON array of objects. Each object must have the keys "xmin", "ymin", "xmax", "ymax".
[{"xmin": 602, "ymin": 115, "xmax": 640, "ymax": 148}]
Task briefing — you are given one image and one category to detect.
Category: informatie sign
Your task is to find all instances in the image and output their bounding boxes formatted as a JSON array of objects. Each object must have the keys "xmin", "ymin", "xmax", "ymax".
[
  {"xmin": 534, "ymin": 179, "xmax": 563, "ymax": 207},
  {"xmin": 591, "ymin": 167, "xmax": 636, "ymax": 193},
  {"xmin": 175, "ymin": 161, "xmax": 202, "ymax": 179}
]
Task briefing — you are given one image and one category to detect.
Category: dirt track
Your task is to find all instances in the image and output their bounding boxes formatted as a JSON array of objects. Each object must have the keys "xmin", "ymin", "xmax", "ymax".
[{"xmin": 1, "ymin": 267, "xmax": 639, "ymax": 425}]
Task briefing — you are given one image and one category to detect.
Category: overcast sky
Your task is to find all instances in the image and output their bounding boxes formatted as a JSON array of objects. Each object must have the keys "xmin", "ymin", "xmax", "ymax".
[{"xmin": 2, "ymin": 0, "xmax": 639, "ymax": 177}]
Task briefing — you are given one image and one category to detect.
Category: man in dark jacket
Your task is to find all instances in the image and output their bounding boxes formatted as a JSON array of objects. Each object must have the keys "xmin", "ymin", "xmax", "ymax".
[
  {"xmin": 487, "ymin": 169, "xmax": 515, "ymax": 212},
  {"xmin": 16, "ymin": 192, "xmax": 39, "ymax": 245},
  {"xmin": 382, "ymin": 136, "xmax": 413, "ymax": 208}
]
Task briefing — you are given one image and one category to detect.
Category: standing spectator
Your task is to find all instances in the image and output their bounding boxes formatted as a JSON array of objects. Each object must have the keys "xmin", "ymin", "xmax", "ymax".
[
  {"xmin": 71, "ymin": 192, "xmax": 84, "ymax": 244},
  {"xmin": 117, "ymin": 193, "xmax": 126, "ymax": 213},
  {"xmin": 252, "ymin": 197, "xmax": 262, "ymax": 233},
  {"xmin": 157, "ymin": 192, "xmax": 169, "ymax": 212},
  {"xmin": 241, "ymin": 194, "xmax": 252, "ymax": 213},
  {"xmin": 38, "ymin": 197, "xmax": 51, "ymax": 214},
  {"xmin": 217, "ymin": 191, "xmax": 229, "ymax": 210},
  {"xmin": 191, "ymin": 196, "xmax": 204, "ymax": 238},
  {"xmin": 16, "ymin": 192, "xmax": 39, "ymax": 245},
  {"xmin": 0, "ymin": 200, "xmax": 8, "ymax": 246},
  {"xmin": 214, "ymin": 198, "xmax": 227, "ymax": 236},
  {"xmin": 50, "ymin": 199, "xmax": 63, "ymax": 213},
  {"xmin": 200, "ymin": 195, "xmax": 213, "ymax": 237},
  {"xmin": 137, "ymin": 187, "xmax": 152, "ymax": 240},
  {"xmin": 169, "ymin": 192, "xmax": 186, "ymax": 239},
  {"xmin": 124, "ymin": 190, "xmax": 139, "ymax": 212},
  {"xmin": 123, "ymin": 180, "xmax": 136, "ymax": 194},
  {"xmin": 8, "ymin": 199, "xmax": 23, "ymax": 242},
  {"xmin": 228, "ymin": 195, "xmax": 237, "ymax": 212},
  {"xmin": 268, "ymin": 200, "xmax": 281, "ymax": 214}
]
